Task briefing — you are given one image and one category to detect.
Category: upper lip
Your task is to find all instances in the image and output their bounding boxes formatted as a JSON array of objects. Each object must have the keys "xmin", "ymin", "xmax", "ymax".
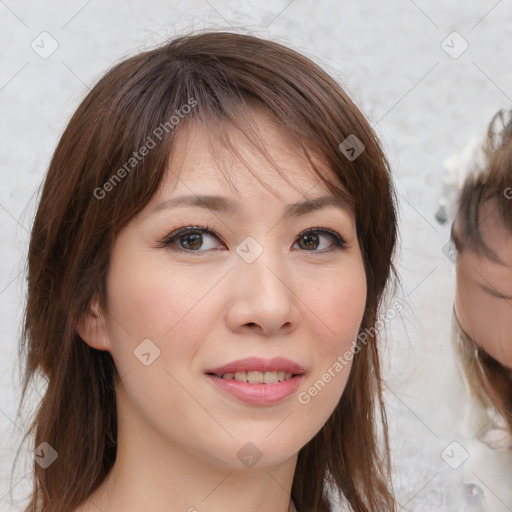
[{"xmin": 205, "ymin": 357, "xmax": 306, "ymax": 376}]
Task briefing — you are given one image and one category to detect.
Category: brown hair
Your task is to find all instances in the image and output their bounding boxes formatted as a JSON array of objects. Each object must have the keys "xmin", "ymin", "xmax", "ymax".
[
  {"xmin": 451, "ymin": 108, "xmax": 512, "ymax": 433},
  {"xmin": 14, "ymin": 30, "xmax": 398, "ymax": 512}
]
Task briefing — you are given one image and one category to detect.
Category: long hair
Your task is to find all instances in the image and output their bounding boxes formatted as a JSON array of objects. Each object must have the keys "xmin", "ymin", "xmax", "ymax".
[
  {"xmin": 451, "ymin": 108, "xmax": 512, "ymax": 435},
  {"xmin": 452, "ymin": 308, "xmax": 512, "ymax": 435},
  {"xmin": 14, "ymin": 30, "xmax": 399, "ymax": 512}
]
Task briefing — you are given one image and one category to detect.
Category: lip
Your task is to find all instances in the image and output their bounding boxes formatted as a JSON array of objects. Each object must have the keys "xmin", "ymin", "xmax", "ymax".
[
  {"xmin": 204, "ymin": 357, "xmax": 306, "ymax": 376},
  {"xmin": 206, "ymin": 373, "xmax": 306, "ymax": 405}
]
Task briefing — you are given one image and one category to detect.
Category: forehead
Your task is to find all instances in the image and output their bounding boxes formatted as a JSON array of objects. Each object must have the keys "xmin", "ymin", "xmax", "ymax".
[
  {"xmin": 162, "ymin": 108, "xmax": 339, "ymax": 202},
  {"xmin": 454, "ymin": 203, "xmax": 512, "ymax": 262},
  {"xmin": 454, "ymin": 204, "xmax": 512, "ymax": 287},
  {"xmin": 477, "ymin": 201, "xmax": 512, "ymax": 265}
]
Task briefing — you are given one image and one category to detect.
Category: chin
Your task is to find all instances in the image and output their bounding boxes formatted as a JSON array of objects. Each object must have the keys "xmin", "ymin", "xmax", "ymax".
[{"xmin": 204, "ymin": 436, "xmax": 300, "ymax": 469}]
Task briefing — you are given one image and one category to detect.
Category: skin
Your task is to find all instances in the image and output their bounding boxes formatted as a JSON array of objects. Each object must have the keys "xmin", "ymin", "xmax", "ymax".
[
  {"xmin": 453, "ymin": 200, "xmax": 512, "ymax": 373},
  {"xmin": 76, "ymin": 109, "xmax": 367, "ymax": 512}
]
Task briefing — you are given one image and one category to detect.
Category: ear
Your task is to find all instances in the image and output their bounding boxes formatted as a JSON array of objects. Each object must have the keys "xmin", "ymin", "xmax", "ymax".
[{"xmin": 76, "ymin": 296, "xmax": 112, "ymax": 351}]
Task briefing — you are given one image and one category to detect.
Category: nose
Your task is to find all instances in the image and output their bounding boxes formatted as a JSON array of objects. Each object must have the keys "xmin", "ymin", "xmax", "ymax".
[{"xmin": 225, "ymin": 244, "xmax": 300, "ymax": 337}]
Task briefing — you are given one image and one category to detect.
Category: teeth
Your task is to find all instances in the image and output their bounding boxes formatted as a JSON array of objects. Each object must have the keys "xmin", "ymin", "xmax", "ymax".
[
  {"xmin": 235, "ymin": 371, "xmax": 248, "ymax": 382},
  {"xmin": 263, "ymin": 372, "xmax": 278, "ymax": 384},
  {"xmin": 247, "ymin": 371, "xmax": 264, "ymax": 384},
  {"xmin": 218, "ymin": 371, "xmax": 293, "ymax": 383}
]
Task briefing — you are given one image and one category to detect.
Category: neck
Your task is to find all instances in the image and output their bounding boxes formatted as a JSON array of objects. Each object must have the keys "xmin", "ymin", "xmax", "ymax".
[{"xmin": 82, "ymin": 385, "xmax": 297, "ymax": 512}]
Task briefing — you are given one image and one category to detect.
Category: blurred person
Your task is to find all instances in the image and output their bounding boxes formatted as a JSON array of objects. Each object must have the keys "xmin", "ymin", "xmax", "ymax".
[{"xmin": 437, "ymin": 108, "xmax": 512, "ymax": 512}]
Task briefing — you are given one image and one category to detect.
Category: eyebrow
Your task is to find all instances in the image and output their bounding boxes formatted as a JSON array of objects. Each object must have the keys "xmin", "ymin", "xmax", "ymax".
[{"xmin": 152, "ymin": 194, "xmax": 350, "ymax": 218}]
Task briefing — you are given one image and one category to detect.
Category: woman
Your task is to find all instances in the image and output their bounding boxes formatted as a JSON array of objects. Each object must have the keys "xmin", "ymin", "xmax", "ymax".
[
  {"xmin": 450, "ymin": 108, "xmax": 512, "ymax": 440},
  {"xmin": 14, "ymin": 31, "xmax": 399, "ymax": 512},
  {"xmin": 445, "ymin": 108, "xmax": 512, "ymax": 511}
]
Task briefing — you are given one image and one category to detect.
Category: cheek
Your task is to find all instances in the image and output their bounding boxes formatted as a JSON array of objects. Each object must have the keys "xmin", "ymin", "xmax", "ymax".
[
  {"xmin": 456, "ymin": 286, "xmax": 504, "ymax": 355},
  {"xmin": 473, "ymin": 302, "xmax": 512, "ymax": 363},
  {"xmin": 308, "ymin": 262, "xmax": 367, "ymax": 349},
  {"xmin": 455, "ymin": 271, "xmax": 478, "ymax": 334},
  {"xmin": 298, "ymin": 261, "xmax": 367, "ymax": 400},
  {"xmin": 456, "ymin": 292, "xmax": 484, "ymax": 342},
  {"xmin": 102, "ymin": 255, "xmax": 221, "ymax": 448},
  {"xmin": 104, "ymin": 248, "xmax": 220, "ymax": 380},
  {"xmin": 294, "ymin": 268, "xmax": 366, "ymax": 436}
]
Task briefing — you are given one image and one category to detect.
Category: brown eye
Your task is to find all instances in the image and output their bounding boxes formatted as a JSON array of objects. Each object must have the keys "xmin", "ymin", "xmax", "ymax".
[
  {"xmin": 294, "ymin": 228, "xmax": 347, "ymax": 252},
  {"xmin": 297, "ymin": 233, "xmax": 321, "ymax": 250},
  {"xmin": 179, "ymin": 232, "xmax": 205, "ymax": 250},
  {"xmin": 161, "ymin": 226, "xmax": 224, "ymax": 254}
]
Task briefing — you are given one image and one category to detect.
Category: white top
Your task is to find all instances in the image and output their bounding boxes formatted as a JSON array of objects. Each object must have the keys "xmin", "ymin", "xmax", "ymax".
[{"xmin": 450, "ymin": 310, "xmax": 512, "ymax": 511}]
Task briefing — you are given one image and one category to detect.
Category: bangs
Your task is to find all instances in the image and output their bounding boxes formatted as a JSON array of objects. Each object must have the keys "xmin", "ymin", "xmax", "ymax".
[{"xmin": 99, "ymin": 45, "xmax": 357, "ymax": 236}]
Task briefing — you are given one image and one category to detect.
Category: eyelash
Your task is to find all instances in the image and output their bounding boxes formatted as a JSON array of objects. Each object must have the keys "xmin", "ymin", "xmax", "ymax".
[{"xmin": 158, "ymin": 224, "xmax": 348, "ymax": 255}]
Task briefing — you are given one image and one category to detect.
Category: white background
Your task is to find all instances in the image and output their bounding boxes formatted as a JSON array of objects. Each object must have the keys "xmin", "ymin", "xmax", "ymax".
[{"xmin": 1, "ymin": 1, "xmax": 511, "ymax": 511}]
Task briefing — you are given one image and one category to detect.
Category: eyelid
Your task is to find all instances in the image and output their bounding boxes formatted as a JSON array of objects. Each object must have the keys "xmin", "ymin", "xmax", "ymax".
[{"xmin": 160, "ymin": 224, "xmax": 220, "ymax": 244}]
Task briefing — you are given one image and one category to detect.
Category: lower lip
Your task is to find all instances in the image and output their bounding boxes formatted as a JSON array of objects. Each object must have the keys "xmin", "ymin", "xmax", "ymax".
[{"xmin": 205, "ymin": 374, "xmax": 305, "ymax": 404}]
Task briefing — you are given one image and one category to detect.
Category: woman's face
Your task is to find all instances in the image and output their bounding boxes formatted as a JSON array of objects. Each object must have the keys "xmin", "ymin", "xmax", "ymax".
[
  {"xmin": 90, "ymin": 110, "xmax": 367, "ymax": 469},
  {"xmin": 454, "ymin": 201, "xmax": 512, "ymax": 370}
]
